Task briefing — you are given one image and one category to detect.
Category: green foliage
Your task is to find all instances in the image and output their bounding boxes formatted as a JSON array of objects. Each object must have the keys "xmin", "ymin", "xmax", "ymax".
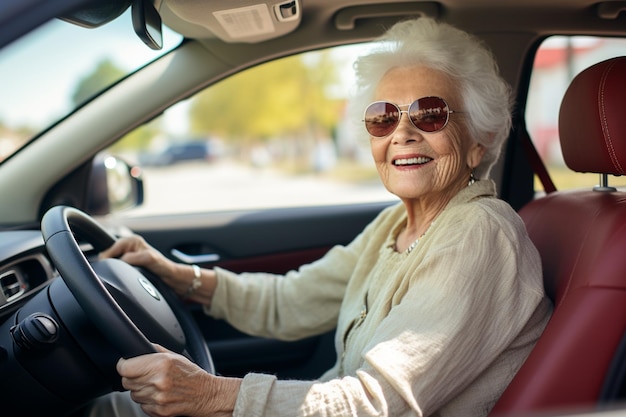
[
  {"xmin": 72, "ymin": 51, "xmax": 347, "ymax": 158},
  {"xmin": 71, "ymin": 58, "xmax": 125, "ymax": 106},
  {"xmin": 110, "ymin": 121, "xmax": 160, "ymax": 153},
  {"xmin": 71, "ymin": 58, "xmax": 159, "ymax": 152},
  {"xmin": 189, "ymin": 51, "xmax": 344, "ymax": 143}
]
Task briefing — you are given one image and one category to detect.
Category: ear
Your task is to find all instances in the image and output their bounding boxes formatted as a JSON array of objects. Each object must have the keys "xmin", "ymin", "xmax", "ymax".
[{"xmin": 467, "ymin": 140, "xmax": 486, "ymax": 169}]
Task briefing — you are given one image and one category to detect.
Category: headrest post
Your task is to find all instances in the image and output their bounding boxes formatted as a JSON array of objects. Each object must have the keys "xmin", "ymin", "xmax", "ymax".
[{"xmin": 593, "ymin": 173, "xmax": 617, "ymax": 192}]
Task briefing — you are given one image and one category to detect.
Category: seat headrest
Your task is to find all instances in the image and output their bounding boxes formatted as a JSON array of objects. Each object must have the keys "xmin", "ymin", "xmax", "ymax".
[{"xmin": 559, "ymin": 56, "xmax": 626, "ymax": 175}]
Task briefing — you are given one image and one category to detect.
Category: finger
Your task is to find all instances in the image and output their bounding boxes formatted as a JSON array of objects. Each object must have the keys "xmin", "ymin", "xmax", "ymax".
[
  {"xmin": 127, "ymin": 381, "xmax": 158, "ymax": 406},
  {"xmin": 118, "ymin": 250, "xmax": 150, "ymax": 266},
  {"xmin": 99, "ymin": 237, "xmax": 137, "ymax": 259},
  {"xmin": 116, "ymin": 357, "xmax": 130, "ymax": 376},
  {"xmin": 116, "ymin": 355, "xmax": 153, "ymax": 379},
  {"xmin": 99, "ymin": 243, "xmax": 122, "ymax": 259},
  {"xmin": 153, "ymin": 344, "xmax": 170, "ymax": 353}
]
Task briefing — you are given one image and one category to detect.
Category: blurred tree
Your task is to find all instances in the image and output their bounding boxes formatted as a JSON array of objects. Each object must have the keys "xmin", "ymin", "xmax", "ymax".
[
  {"xmin": 111, "ymin": 120, "xmax": 160, "ymax": 153},
  {"xmin": 71, "ymin": 59, "xmax": 159, "ymax": 151},
  {"xmin": 72, "ymin": 58, "xmax": 125, "ymax": 106},
  {"xmin": 189, "ymin": 51, "xmax": 344, "ymax": 144}
]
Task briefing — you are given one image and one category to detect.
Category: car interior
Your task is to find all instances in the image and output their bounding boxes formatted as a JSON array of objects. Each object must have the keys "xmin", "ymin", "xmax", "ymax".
[
  {"xmin": 492, "ymin": 56, "xmax": 626, "ymax": 416},
  {"xmin": 1, "ymin": 0, "xmax": 626, "ymax": 416}
]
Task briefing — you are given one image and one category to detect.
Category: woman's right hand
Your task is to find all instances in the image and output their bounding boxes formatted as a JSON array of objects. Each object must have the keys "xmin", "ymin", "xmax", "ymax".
[
  {"xmin": 117, "ymin": 344, "xmax": 240, "ymax": 417},
  {"xmin": 99, "ymin": 235, "xmax": 217, "ymax": 303}
]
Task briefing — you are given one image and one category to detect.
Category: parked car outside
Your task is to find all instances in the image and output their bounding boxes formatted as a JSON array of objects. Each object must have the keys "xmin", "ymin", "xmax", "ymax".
[{"xmin": 138, "ymin": 140, "xmax": 218, "ymax": 166}]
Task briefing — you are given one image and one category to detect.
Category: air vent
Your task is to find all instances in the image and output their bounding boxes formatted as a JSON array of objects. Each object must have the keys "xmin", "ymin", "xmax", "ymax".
[
  {"xmin": 0, "ymin": 254, "xmax": 56, "ymax": 309},
  {"xmin": 0, "ymin": 269, "xmax": 25, "ymax": 302}
]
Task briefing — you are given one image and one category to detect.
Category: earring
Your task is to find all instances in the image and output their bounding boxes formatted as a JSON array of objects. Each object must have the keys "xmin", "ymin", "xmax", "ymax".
[{"xmin": 468, "ymin": 169, "xmax": 476, "ymax": 186}]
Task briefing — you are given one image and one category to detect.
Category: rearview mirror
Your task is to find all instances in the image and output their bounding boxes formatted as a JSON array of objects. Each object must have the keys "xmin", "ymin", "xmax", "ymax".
[
  {"xmin": 59, "ymin": 0, "xmax": 131, "ymax": 28},
  {"xmin": 132, "ymin": 0, "xmax": 163, "ymax": 50}
]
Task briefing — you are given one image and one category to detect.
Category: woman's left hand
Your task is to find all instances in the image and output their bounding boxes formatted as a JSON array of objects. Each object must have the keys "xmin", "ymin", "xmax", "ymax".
[{"xmin": 117, "ymin": 345, "xmax": 241, "ymax": 417}]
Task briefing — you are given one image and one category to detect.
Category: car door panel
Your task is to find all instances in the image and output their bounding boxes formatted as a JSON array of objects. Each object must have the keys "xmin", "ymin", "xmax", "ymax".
[
  {"xmin": 120, "ymin": 201, "xmax": 391, "ymax": 378},
  {"xmin": 123, "ymin": 202, "xmax": 390, "ymax": 259}
]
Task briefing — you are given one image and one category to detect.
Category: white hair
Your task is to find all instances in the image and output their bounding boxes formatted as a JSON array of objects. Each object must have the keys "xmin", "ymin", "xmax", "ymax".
[{"xmin": 352, "ymin": 17, "xmax": 513, "ymax": 178}]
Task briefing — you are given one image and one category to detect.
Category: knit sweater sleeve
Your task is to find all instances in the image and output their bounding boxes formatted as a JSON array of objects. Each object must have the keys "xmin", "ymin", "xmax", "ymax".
[{"xmin": 205, "ymin": 205, "xmax": 396, "ymax": 340}]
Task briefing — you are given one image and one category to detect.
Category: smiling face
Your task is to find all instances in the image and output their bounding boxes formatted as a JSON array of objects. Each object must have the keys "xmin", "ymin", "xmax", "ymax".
[{"xmin": 369, "ymin": 65, "xmax": 485, "ymax": 211}]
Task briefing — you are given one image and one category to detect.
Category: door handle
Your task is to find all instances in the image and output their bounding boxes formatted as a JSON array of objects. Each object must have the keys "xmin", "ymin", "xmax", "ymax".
[{"xmin": 170, "ymin": 248, "xmax": 220, "ymax": 264}]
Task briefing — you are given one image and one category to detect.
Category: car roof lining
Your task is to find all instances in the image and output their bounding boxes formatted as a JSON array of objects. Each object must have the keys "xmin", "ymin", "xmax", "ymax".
[{"xmin": 9, "ymin": 0, "xmax": 624, "ymax": 52}]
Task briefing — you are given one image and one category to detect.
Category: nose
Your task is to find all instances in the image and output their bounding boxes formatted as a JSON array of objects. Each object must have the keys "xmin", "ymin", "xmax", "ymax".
[{"xmin": 392, "ymin": 111, "xmax": 422, "ymax": 144}]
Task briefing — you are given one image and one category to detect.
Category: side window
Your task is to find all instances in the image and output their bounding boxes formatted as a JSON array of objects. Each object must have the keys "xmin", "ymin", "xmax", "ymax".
[
  {"xmin": 526, "ymin": 36, "xmax": 626, "ymax": 191},
  {"xmin": 110, "ymin": 45, "xmax": 397, "ymax": 217}
]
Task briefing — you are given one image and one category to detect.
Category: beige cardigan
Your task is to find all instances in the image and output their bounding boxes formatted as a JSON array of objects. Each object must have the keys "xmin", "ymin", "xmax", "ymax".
[{"xmin": 208, "ymin": 180, "xmax": 552, "ymax": 417}]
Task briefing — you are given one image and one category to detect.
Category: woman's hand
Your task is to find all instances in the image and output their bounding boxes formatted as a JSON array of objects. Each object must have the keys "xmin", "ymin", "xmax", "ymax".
[
  {"xmin": 117, "ymin": 345, "xmax": 241, "ymax": 417},
  {"xmin": 100, "ymin": 235, "xmax": 177, "ymax": 280},
  {"xmin": 99, "ymin": 235, "xmax": 217, "ymax": 303}
]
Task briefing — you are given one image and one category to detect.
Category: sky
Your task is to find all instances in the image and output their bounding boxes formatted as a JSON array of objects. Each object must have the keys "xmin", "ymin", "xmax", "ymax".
[
  {"xmin": 0, "ymin": 8, "xmax": 378, "ymax": 139},
  {"xmin": 0, "ymin": 10, "xmax": 181, "ymax": 131}
]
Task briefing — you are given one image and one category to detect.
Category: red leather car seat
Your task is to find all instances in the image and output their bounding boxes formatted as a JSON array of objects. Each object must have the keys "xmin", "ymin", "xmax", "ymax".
[{"xmin": 491, "ymin": 56, "xmax": 626, "ymax": 415}]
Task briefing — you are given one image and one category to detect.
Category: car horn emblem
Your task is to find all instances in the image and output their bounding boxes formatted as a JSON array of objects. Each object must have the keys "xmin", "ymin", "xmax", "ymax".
[{"xmin": 138, "ymin": 277, "xmax": 160, "ymax": 300}]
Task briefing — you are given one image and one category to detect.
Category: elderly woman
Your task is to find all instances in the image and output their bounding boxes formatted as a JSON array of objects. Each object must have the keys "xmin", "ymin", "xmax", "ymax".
[{"xmin": 91, "ymin": 17, "xmax": 552, "ymax": 417}]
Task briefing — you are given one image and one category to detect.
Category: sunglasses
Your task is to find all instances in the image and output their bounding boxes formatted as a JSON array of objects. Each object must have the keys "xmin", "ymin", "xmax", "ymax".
[{"xmin": 363, "ymin": 96, "xmax": 460, "ymax": 137}]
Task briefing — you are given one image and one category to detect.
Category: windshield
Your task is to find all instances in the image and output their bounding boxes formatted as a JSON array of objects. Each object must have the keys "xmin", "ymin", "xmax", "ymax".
[{"xmin": 0, "ymin": 10, "xmax": 182, "ymax": 162}]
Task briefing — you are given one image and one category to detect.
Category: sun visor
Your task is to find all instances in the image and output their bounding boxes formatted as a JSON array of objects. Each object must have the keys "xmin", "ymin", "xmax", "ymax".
[{"xmin": 163, "ymin": 0, "xmax": 301, "ymax": 43}]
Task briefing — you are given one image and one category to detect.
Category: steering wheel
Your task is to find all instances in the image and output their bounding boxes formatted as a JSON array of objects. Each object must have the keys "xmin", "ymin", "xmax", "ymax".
[{"xmin": 41, "ymin": 205, "xmax": 214, "ymax": 373}]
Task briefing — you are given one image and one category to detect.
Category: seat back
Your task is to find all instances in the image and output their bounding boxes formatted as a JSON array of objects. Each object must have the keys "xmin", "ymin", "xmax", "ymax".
[{"xmin": 491, "ymin": 57, "xmax": 626, "ymax": 415}]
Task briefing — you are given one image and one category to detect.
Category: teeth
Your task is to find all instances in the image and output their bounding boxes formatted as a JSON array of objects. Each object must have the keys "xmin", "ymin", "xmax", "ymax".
[{"xmin": 394, "ymin": 157, "xmax": 432, "ymax": 166}]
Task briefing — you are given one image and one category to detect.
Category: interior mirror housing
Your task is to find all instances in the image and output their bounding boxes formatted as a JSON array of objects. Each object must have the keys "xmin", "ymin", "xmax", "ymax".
[
  {"xmin": 58, "ymin": 0, "xmax": 131, "ymax": 28},
  {"xmin": 132, "ymin": 0, "xmax": 163, "ymax": 50}
]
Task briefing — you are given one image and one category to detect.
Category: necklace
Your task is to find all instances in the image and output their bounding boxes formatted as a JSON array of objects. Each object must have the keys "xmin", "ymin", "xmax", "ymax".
[
  {"xmin": 405, "ymin": 238, "xmax": 421, "ymax": 254},
  {"xmin": 404, "ymin": 220, "xmax": 435, "ymax": 255}
]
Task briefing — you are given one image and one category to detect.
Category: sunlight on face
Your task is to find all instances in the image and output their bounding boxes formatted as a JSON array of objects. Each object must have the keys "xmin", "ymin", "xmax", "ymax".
[{"xmin": 369, "ymin": 65, "xmax": 484, "ymax": 207}]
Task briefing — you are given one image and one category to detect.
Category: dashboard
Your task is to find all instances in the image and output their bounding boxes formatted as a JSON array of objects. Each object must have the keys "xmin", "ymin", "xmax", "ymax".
[{"xmin": 0, "ymin": 231, "xmax": 57, "ymax": 317}]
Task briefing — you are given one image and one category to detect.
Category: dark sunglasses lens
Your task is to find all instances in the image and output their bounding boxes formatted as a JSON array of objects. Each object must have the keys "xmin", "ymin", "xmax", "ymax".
[
  {"xmin": 364, "ymin": 102, "xmax": 400, "ymax": 137},
  {"xmin": 409, "ymin": 97, "xmax": 450, "ymax": 132}
]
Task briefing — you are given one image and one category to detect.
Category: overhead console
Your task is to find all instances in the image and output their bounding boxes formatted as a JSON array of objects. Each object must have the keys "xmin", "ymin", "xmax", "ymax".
[
  {"xmin": 161, "ymin": 0, "xmax": 302, "ymax": 43},
  {"xmin": 59, "ymin": 0, "xmax": 302, "ymax": 50}
]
